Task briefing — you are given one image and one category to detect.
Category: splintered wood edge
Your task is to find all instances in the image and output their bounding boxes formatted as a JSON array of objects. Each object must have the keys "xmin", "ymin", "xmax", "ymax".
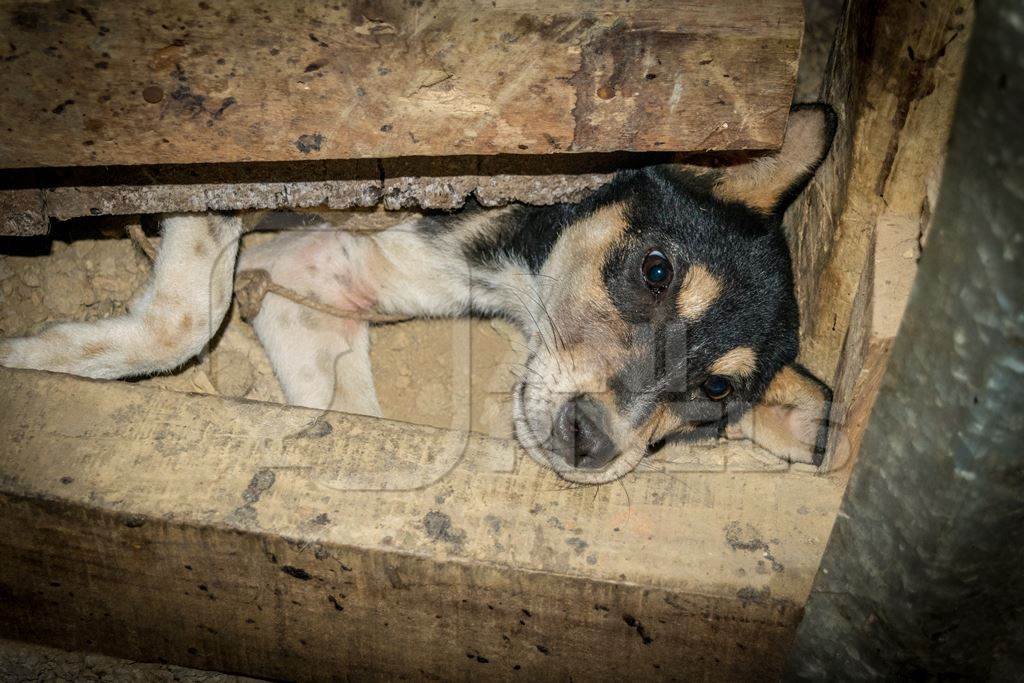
[{"xmin": 0, "ymin": 173, "xmax": 617, "ymax": 236}]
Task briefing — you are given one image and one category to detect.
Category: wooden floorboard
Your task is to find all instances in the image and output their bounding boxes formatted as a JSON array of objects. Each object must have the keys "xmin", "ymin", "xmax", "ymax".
[{"xmin": 0, "ymin": 367, "xmax": 847, "ymax": 680}]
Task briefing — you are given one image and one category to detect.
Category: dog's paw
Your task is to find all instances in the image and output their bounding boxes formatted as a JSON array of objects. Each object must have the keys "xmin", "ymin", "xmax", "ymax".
[
  {"xmin": 0, "ymin": 328, "xmax": 104, "ymax": 376},
  {"xmin": 727, "ymin": 364, "xmax": 832, "ymax": 467},
  {"xmin": 0, "ymin": 333, "xmax": 67, "ymax": 373}
]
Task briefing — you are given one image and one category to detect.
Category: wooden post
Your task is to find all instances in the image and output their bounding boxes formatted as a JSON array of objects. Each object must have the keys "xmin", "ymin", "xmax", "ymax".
[{"xmin": 784, "ymin": 0, "xmax": 974, "ymax": 470}]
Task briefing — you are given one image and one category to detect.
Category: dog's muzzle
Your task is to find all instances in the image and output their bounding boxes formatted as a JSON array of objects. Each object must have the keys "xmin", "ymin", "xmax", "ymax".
[
  {"xmin": 549, "ymin": 394, "xmax": 618, "ymax": 470},
  {"xmin": 513, "ymin": 381, "xmax": 649, "ymax": 483}
]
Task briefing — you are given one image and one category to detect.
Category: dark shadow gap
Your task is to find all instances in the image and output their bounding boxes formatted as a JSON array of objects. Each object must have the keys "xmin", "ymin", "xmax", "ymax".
[{"xmin": 0, "ymin": 149, "xmax": 759, "ymax": 190}]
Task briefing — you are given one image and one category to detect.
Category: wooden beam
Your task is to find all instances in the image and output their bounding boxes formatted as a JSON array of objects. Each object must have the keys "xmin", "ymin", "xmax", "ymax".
[
  {"xmin": 0, "ymin": 153, "xmax": 637, "ymax": 235},
  {"xmin": 783, "ymin": 0, "xmax": 974, "ymax": 470},
  {"xmin": 0, "ymin": 367, "xmax": 846, "ymax": 680},
  {"xmin": 0, "ymin": 0, "xmax": 802, "ymax": 168}
]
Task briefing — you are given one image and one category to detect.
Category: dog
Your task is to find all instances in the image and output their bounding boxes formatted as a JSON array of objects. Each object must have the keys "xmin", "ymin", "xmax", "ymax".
[{"xmin": 0, "ymin": 104, "xmax": 836, "ymax": 484}]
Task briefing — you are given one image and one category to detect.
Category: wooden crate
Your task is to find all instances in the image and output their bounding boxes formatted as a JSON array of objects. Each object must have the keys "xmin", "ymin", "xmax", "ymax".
[{"xmin": 0, "ymin": 0, "xmax": 975, "ymax": 679}]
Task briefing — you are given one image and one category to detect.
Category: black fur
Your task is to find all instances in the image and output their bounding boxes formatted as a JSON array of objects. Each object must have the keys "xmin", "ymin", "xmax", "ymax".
[
  {"xmin": 457, "ymin": 174, "xmax": 648, "ymax": 273},
  {"xmin": 452, "ymin": 132, "xmax": 820, "ymax": 413},
  {"xmin": 448, "ymin": 161, "xmax": 818, "ymax": 431},
  {"xmin": 461, "ymin": 200, "xmax": 573, "ymax": 273}
]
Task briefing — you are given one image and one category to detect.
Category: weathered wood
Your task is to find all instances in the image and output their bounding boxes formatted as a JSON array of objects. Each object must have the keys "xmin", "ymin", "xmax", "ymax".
[
  {"xmin": 0, "ymin": 189, "xmax": 45, "ymax": 236},
  {"xmin": 0, "ymin": 0, "xmax": 801, "ymax": 169},
  {"xmin": 783, "ymin": 0, "xmax": 973, "ymax": 469},
  {"xmin": 0, "ymin": 367, "xmax": 847, "ymax": 680},
  {"xmin": 0, "ymin": 153, "xmax": 631, "ymax": 235}
]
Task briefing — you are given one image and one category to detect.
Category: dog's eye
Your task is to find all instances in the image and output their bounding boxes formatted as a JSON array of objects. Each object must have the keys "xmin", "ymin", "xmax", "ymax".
[
  {"xmin": 703, "ymin": 375, "xmax": 732, "ymax": 401},
  {"xmin": 642, "ymin": 250, "xmax": 673, "ymax": 290}
]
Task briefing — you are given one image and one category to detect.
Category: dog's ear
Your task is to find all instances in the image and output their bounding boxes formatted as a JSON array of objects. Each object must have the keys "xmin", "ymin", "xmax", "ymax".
[
  {"xmin": 727, "ymin": 364, "xmax": 832, "ymax": 466},
  {"xmin": 695, "ymin": 104, "xmax": 837, "ymax": 216}
]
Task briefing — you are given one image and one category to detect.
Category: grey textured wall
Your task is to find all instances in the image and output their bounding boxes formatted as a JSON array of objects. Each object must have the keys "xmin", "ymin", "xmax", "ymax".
[{"xmin": 786, "ymin": 0, "xmax": 1024, "ymax": 678}]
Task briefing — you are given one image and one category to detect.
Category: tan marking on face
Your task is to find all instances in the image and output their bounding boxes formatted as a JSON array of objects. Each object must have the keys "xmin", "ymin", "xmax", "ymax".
[
  {"xmin": 709, "ymin": 346, "xmax": 757, "ymax": 378},
  {"xmin": 611, "ymin": 403, "xmax": 699, "ymax": 466},
  {"xmin": 676, "ymin": 264, "xmax": 722, "ymax": 320},
  {"xmin": 520, "ymin": 202, "xmax": 641, "ymax": 475},
  {"xmin": 644, "ymin": 404, "xmax": 685, "ymax": 442},
  {"xmin": 178, "ymin": 313, "xmax": 193, "ymax": 333},
  {"xmin": 542, "ymin": 203, "xmax": 631, "ymax": 352},
  {"xmin": 193, "ymin": 240, "xmax": 209, "ymax": 257}
]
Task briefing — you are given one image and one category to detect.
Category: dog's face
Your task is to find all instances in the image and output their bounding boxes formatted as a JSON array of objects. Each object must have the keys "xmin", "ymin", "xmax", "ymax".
[{"xmin": 513, "ymin": 106, "xmax": 837, "ymax": 483}]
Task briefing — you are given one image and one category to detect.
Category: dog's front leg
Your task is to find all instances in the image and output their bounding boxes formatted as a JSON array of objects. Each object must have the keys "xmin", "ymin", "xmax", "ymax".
[
  {"xmin": 0, "ymin": 213, "xmax": 242, "ymax": 379},
  {"xmin": 246, "ymin": 293, "xmax": 382, "ymax": 417},
  {"xmin": 238, "ymin": 220, "xmax": 471, "ymax": 415}
]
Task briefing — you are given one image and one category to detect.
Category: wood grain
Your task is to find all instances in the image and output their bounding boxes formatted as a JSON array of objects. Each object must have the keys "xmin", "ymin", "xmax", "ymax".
[
  {"xmin": 0, "ymin": 367, "xmax": 846, "ymax": 679},
  {"xmin": 782, "ymin": 0, "xmax": 973, "ymax": 469},
  {"xmin": 0, "ymin": 0, "xmax": 802, "ymax": 167}
]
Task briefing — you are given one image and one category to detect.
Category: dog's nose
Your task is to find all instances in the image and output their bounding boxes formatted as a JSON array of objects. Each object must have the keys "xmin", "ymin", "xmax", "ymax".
[{"xmin": 551, "ymin": 395, "xmax": 617, "ymax": 469}]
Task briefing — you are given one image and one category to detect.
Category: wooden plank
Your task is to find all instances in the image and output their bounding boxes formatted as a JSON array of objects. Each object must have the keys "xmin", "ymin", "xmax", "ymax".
[
  {"xmin": 0, "ymin": 153, "xmax": 633, "ymax": 235},
  {"xmin": 0, "ymin": 367, "xmax": 847, "ymax": 680},
  {"xmin": 0, "ymin": 0, "xmax": 802, "ymax": 168},
  {"xmin": 783, "ymin": 0, "xmax": 973, "ymax": 469}
]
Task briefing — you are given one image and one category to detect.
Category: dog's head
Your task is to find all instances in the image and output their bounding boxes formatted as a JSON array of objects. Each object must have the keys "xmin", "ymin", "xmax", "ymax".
[{"xmin": 513, "ymin": 105, "xmax": 837, "ymax": 483}]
